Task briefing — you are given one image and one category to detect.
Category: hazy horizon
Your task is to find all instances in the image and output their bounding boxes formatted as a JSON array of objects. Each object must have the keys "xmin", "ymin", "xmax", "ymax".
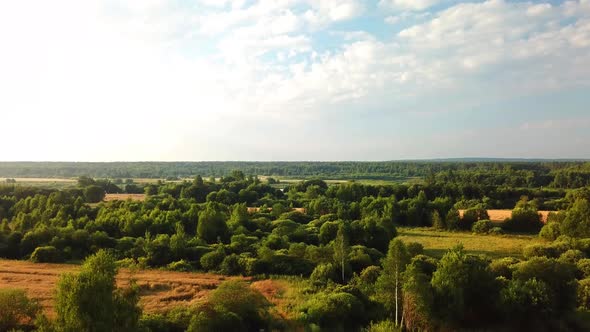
[{"xmin": 2, "ymin": 0, "xmax": 589, "ymax": 161}]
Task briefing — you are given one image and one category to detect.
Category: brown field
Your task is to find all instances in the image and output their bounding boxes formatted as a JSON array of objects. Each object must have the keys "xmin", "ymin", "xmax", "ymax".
[
  {"xmin": 104, "ymin": 193, "xmax": 146, "ymax": 202},
  {"xmin": 0, "ymin": 260, "xmax": 246, "ymax": 317},
  {"xmin": 458, "ymin": 209, "xmax": 554, "ymax": 223}
]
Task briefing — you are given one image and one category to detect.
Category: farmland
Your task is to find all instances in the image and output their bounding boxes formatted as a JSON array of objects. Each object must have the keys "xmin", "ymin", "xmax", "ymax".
[{"xmin": 0, "ymin": 259, "xmax": 246, "ymax": 316}]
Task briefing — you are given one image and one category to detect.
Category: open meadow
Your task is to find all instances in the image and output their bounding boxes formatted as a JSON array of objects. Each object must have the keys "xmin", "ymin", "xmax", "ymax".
[{"xmin": 397, "ymin": 227, "xmax": 543, "ymax": 258}]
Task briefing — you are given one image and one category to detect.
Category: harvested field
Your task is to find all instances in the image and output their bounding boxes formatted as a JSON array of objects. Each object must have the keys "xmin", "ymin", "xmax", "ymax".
[
  {"xmin": 104, "ymin": 193, "xmax": 146, "ymax": 202},
  {"xmin": 0, "ymin": 260, "xmax": 244, "ymax": 317},
  {"xmin": 458, "ymin": 209, "xmax": 554, "ymax": 223}
]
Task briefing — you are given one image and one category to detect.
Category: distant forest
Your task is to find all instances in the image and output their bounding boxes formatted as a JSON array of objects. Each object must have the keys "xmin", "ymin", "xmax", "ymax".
[{"xmin": 2, "ymin": 161, "xmax": 590, "ymax": 188}]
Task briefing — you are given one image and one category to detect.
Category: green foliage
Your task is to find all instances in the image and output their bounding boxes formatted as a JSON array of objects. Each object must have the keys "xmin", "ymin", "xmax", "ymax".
[
  {"xmin": 200, "ymin": 247, "xmax": 225, "ymax": 271},
  {"xmin": 471, "ymin": 219, "xmax": 493, "ymax": 234},
  {"xmin": 430, "ymin": 245, "xmax": 498, "ymax": 327},
  {"xmin": 30, "ymin": 245, "xmax": 64, "ymax": 263},
  {"xmin": 512, "ymin": 257, "xmax": 578, "ymax": 317},
  {"xmin": 578, "ymin": 278, "xmax": 590, "ymax": 311},
  {"xmin": 561, "ymin": 199, "xmax": 590, "ymax": 238},
  {"xmin": 504, "ymin": 197, "xmax": 543, "ymax": 232},
  {"xmin": 299, "ymin": 291, "xmax": 366, "ymax": 329},
  {"xmin": 310, "ymin": 263, "xmax": 339, "ymax": 287},
  {"xmin": 0, "ymin": 288, "xmax": 41, "ymax": 331},
  {"xmin": 55, "ymin": 250, "xmax": 141, "ymax": 332},
  {"xmin": 208, "ymin": 280, "xmax": 271, "ymax": 331},
  {"xmin": 197, "ymin": 204, "xmax": 229, "ymax": 244},
  {"xmin": 540, "ymin": 221, "xmax": 561, "ymax": 241},
  {"xmin": 167, "ymin": 259, "xmax": 192, "ymax": 272},
  {"xmin": 84, "ymin": 185, "xmax": 105, "ymax": 203}
]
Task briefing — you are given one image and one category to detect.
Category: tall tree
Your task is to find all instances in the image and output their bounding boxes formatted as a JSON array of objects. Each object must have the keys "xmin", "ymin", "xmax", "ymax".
[
  {"xmin": 333, "ymin": 223, "xmax": 350, "ymax": 283},
  {"xmin": 376, "ymin": 239, "xmax": 410, "ymax": 327}
]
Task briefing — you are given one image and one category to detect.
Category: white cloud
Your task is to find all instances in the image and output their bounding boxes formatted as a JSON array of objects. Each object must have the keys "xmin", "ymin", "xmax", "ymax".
[
  {"xmin": 379, "ymin": 0, "xmax": 441, "ymax": 11},
  {"xmin": 1, "ymin": 0, "xmax": 589, "ymax": 160}
]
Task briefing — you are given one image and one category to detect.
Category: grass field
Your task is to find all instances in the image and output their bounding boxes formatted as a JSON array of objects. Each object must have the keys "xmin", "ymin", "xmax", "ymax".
[
  {"xmin": 0, "ymin": 260, "xmax": 246, "ymax": 317},
  {"xmin": 397, "ymin": 227, "xmax": 543, "ymax": 258}
]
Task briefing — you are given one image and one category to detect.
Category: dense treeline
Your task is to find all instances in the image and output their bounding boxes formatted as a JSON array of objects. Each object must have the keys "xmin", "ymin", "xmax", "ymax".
[
  {"xmin": 1, "ymin": 172, "xmax": 590, "ymax": 331},
  {"xmin": 3, "ymin": 161, "xmax": 590, "ymax": 189}
]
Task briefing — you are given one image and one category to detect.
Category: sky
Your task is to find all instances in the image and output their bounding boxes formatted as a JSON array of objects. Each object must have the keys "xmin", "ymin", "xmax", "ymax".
[{"xmin": 0, "ymin": 0, "xmax": 589, "ymax": 161}]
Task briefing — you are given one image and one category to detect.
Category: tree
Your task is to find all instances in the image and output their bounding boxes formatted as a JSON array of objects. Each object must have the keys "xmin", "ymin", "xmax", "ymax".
[
  {"xmin": 402, "ymin": 264, "xmax": 434, "ymax": 331},
  {"xmin": 430, "ymin": 245, "xmax": 498, "ymax": 328},
  {"xmin": 504, "ymin": 196, "xmax": 542, "ymax": 232},
  {"xmin": 55, "ymin": 250, "xmax": 141, "ymax": 331},
  {"xmin": 197, "ymin": 203, "xmax": 229, "ymax": 244},
  {"xmin": 376, "ymin": 239, "xmax": 410, "ymax": 328},
  {"xmin": 84, "ymin": 185, "xmax": 105, "ymax": 203},
  {"xmin": 333, "ymin": 223, "xmax": 350, "ymax": 283},
  {"xmin": 0, "ymin": 288, "xmax": 40, "ymax": 331},
  {"xmin": 560, "ymin": 199, "xmax": 590, "ymax": 238},
  {"xmin": 431, "ymin": 210, "xmax": 445, "ymax": 230}
]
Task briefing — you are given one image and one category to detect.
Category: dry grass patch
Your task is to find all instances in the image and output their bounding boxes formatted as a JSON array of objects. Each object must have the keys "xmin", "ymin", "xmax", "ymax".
[
  {"xmin": 103, "ymin": 193, "xmax": 146, "ymax": 202},
  {"xmin": 0, "ymin": 260, "xmax": 244, "ymax": 317}
]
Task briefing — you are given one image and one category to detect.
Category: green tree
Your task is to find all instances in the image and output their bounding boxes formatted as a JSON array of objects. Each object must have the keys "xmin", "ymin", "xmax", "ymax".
[
  {"xmin": 55, "ymin": 250, "xmax": 141, "ymax": 332},
  {"xmin": 560, "ymin": 199, "xmax": 590, "ymax": 238},
  {"xmin": 333, "ymin": 223, "xmax": 350, "ymax": 283},
  {"xmin": 0, "ymin": 288, "xmax": 41, "ymax": 331},
  {"xmin": 376, "ymin": 239, "xmax": 410, "ymax": 328},
  {"xmin": 197, "ymin": 203, "xmax": 229, "ymax": 244},
  {"xmin": 84, "ymin": 185, "xmax": 105, "ymax": 203}
]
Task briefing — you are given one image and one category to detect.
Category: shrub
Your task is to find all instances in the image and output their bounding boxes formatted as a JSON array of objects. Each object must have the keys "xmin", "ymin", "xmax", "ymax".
[
  {"xmin": 167, "ymin": 260, "xmax": 193, "ymax": 272},
  {"xmin": 539, "ymin": 222, "xmax": 561, "ymax": 241},
  {"xmin": 522, "ymin": 244, "xmax": 558, "ymax": 259},
  {"xmin": 363, "ymin": 320, "xmax": 401, "ymax": 332},
  {"xmin": 489, "ymin": 257, "xmax": 519, "ymax": 279},
  {"xmin": 577, "ymin": 259, "xmax": 590, "ymax": 278},
  {"xmin": 558, "ymin": 249, "xmax": 586, "ymax": 265},
  {"xmin": 472, "ymin": 220, "xmax": 493, "ymax": 234},
  {"xmin": 310, "ymin": 263, "xmax": 338, "ymax": 287},
  {"xmin": 406, "ymin": 242, "xmax": 424, "ymax": 257},
  {"xmin": 208, "ymin": 280, "xmax": 271, "ymax": 331},
  {"xmin": 220, "ymin": 254, "xmax": 242, "ymax": 275},
  {"xmin": 300, "ymin": 292, "xmax": 366, "ymax": 329},
  {"xmin": 30, "ymin": 245, "xmax": 64, "ymax": 263},
  {"xmin": 200, "ymin": 249, "xmax": 225, "ymax": 271},
  {"xmin": 578, "ymin": 278, "xmax": 590, "ymax": 310},
  {"xmin": 489, "ymin": 227, "xmax": 503, "ymax": 235},
  {"xmin": 0, "ymin": 288, "xmax": 41, "ymax": 331}
]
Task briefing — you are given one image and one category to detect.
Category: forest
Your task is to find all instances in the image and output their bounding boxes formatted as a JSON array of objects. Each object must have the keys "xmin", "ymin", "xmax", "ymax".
[{"xmin": 1, "ymin": 162, "xmax": 590, "ymax": 331}]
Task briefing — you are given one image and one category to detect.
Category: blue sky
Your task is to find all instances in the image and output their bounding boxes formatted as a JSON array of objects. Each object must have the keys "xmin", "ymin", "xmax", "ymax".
[{"xmin": 0, "ymin": 0, "xmax": 589, "ymax": 161}]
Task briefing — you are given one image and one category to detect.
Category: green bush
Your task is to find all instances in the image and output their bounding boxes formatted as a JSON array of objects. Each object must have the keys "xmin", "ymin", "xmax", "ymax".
[
  {"xmin": 200, "ymin": 249, "xmax": 225, "ymax": 271},
  {"xmin": 310, "ymin": 263, "xmax": 338, "ymax": 287},
  {"xmin": 522, "ymin": 244, "xmax": 558, "ymax": 259},
  {"xmin": 539, "ymin": 222, "xmax": 561, "ymax": 241},
  {"xmin": 489, "ymin": 227, "xmax": 504, "ymax": 235},
  {"xmin": 577, "ymin": 259, "xmax": 590, "ymax": 278},
  {"xmin": 0, "ymin": 288, "xmax": 41, "ymax": 331},
  {"xmin": 30, "ymin": 245, "xmax": 64, "ymax": 263},
  {"xmin": 300, "ymin": 292, "xmax": 366, "ymax": 329},
  {"xmin": 558, "ymin": 249, "xmax": 586, "ymax": 265},
  {"xmin": 489, "ymin": 257, "xmax": 519, "ymax": 279},
  {"xmin": 208, "ymin": 280, "xmax": 271, "ymax": 331},
  {"xmin": 472, "ymin": 220, "xmax": 493, "ymax": 234},
  {"xmin": 578, "ymin": 278, "xmax": 590, "ymax": 310},
  {"xmin": 167, "ymin": 260, "xmax": 193, "ymax": 272},
  {"xmin": 406, "ymin": 242, "xmax": 424, "ymax": 257},
  {"xmin": 220, "ymin": 254, "xmax": 242, "ymax": 275}
]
